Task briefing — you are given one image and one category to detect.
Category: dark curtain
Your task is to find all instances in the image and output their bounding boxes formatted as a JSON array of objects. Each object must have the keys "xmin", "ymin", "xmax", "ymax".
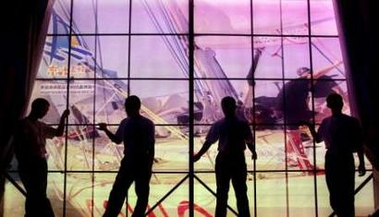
[
  {"xmin": 333, "ymin": 0, "xmax": 379, "ymax": 212},
  {"xmin": 333, "ymin": 0, "xmax": 379, "ymax": 167},
  {"xmin": 0, "ymin": 0, "xmax": 53, "ymax": 216}
]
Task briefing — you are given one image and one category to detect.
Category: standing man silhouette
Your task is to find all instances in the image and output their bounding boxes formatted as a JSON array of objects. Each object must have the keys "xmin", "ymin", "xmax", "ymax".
[
  {"xmin": 13, "ymin": 98, "xmax": 70, "ymax": 217},
  {"xmin": 301, "ymin": 93, "xmax": 366, "ymax": 217},
  {"xmin": 275, "ymin": 62, "xmax": 342, "ymax": 173},
  {"xmin": 194, "ymin": 96, "xmax": 257, "ymax": 217},
  {"xmin": 99, "ymin": 95, "xmax": 155, "ymax": 217}
]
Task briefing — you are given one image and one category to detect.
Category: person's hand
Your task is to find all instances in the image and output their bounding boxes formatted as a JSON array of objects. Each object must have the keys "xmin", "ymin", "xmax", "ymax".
[
  {"xmin": 358, "ymin": 164, "xmax": 366, "ymax": 177},
  {"xmin": 193, "ymin": 153, "xmax": 201, "ymax": 162},
  {"xmin": 97, "ymin": 122, "xmax": 108, "ymax": 131},
  {"xmin": 251, "ymin": 151, "xmax": 257, "ymax": 160},
  {"xmin": 62, "ymin": 109, "xmax": 70, "ymax": 118}
]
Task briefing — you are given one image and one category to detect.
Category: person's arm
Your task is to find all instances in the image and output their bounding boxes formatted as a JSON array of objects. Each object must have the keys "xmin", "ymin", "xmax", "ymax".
[
  {"xmin": 357, "ymin": 146, "xmax": 366, "ymax": 176},
  {"xmin": 244, "ymin": 123, "xmax": 257, "ymax": 160},
  {"xmin": 247, "ymin": 141, "xmax": 257, "ymax": 160},
  {"xmin": 356, "ymin": 120, "xmax": 366, "ymax": 176},
  {"xmin": 55, "ymin": 109, "xmax": 70, "ymax": 136},
  {"xmin": 299, "ymin": 121, "xmax": 322, "ymax": 143},
  {"xmin": 98, "ymin": 122, "xmax": 122, "ymax": 144},
  {"xmin": 193, "ymin": 141, "xmax": 212, "ymax": 162},
  {"xmin": 148, "ymin": 121, "xmax": 155, "ymax": 161},
  {"xmin": 194, "ymin": 123, "xmax": 219, "ymax": 162}
]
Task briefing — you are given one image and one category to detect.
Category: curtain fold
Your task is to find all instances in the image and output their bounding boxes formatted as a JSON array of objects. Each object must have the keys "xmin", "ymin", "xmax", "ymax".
[
  {"xmin": 333, "ymin": 0, "xmax": 379, "ymax": 212},
  {"xmin": 0, "ymin": 0, "xmax": 54, "ymax": 215}
]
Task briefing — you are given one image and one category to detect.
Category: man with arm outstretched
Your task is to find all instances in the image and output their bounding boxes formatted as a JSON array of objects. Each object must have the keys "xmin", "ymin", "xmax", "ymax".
[{"xmin": 300, "ymin": 93, "xmax": 366, "ymax": 217}]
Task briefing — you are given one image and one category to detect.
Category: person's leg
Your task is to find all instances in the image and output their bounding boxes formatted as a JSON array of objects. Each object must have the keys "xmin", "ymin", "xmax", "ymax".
[
  {"xmin": 43, "ymin": 198, "xmax": 55, "ymax": 217},
  {"xmin": 40, "ymin": 160, "xmax": 55, "ymax": 217},
  {"xmin": 132, "ymin": 163, "xmax": 152, "ymax": 217},
  {"xmin": 215, "ymin": 154, "xmax": 230, "ymax": 217},
  {"xmin": 231, "ymin": 158, "xmax": 250, "ymax": 217},
  {"xmin": 20, "ymin": 159, "xmax": 51, "ymax": 217},
  {"xmin": 325, "ymin": 152, "xmax": 338, "ymax": 214},
  {"xmin": 325, "ymin": 153, "xmax": 355, "ymax": 217},
  {"xmin": 103, "ymin": 159, "xmax": 134, "ymax": 217},
  {"xmin": 336, "ymin": 155, "xmax": 355, "ymax": 217},
  {"xmin": 19, "ymin": 167, "xmax": 37, "ymax": 217}
]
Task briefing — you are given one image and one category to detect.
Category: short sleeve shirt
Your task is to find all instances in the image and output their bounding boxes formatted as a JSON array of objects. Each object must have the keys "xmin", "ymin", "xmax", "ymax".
[
  {"xmin": 206, "ymin": 116, "xmax": 253, "ymax": 154},
  {"xmin": 317, "ymin": 113, "xmax": 362, "ymax": 152},
  {"xmin": 14, "ymin": 117, "xmax": 57, "ymax": 160},
  {"xmin": 115, "ymin": 115, "xmax": 155, "ymax": 159}
]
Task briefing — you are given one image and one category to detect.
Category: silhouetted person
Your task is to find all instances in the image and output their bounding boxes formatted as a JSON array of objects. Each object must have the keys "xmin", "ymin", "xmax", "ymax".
[
  {"xmin": 275, "ymin": 63, "xmax": 341, "ymax": 173},
  {"xmin": 301, "ymin": 93, "xmax": 366, "ymax": 217},
  {"xmin": 13, "ymin": 98, "xmax": 70, "ymax": 217},
  {"xmin": 194, "ymin": 96, "xmax": 257, "ymax": 217},
  {"xmin": 99, "ymin": 95, "xmax": 155, "ymax": 217}
]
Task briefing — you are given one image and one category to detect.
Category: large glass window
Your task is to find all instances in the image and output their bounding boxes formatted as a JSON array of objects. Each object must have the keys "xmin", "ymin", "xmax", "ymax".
[{"xmin": 5, "ymin": 0, "xmax": 373, "ymax": 216}]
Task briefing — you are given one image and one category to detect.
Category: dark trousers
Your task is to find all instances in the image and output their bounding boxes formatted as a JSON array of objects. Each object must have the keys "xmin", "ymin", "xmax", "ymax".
[
  {"xmin": 215, "ymin": 152, "xmax": 250, "ymax": 217},
  {"xmin": 103, "ymin": 157, "xmax": 152, "ymax": 217},
  {"xmin": 18, "ymin": 158, "xmax": 55, "ymax": 217},
  {"xmin": 325, "ymin": 151, "xmax": 355, "ymax": 217}
]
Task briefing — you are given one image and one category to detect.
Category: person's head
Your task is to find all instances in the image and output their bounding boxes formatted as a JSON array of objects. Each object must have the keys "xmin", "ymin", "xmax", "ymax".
[
  {"xmin": 124, "ymin": 95, "xmax": 141, "ymax": 117},
  {"xmin": 30, "ymin": 98, "xmax": 50, "ymax": 118},
  {"xmin": 221, "ymin": 96, "xmax": 236, "ymax": 117},
  {"xmin": 297, "ymin": 67, "xmax": 311, "ymax": 77},
  {"xmin": 326, "ymin": 93, "xmax": 344, "ymax": 112}
]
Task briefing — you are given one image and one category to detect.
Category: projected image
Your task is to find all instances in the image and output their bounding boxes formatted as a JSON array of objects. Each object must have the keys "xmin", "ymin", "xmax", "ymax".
[{"xmin": 4, "ymin": 0, "xmax": 372, "ymax": 216}]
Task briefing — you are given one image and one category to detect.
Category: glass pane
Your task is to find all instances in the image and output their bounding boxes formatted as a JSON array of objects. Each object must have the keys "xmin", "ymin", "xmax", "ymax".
[
  {"xmin": 281, "ymin": 1, "xmax": 309, "ymax": 36},
  {"xmin": 131, "ymin": 0, "xmax": 188, "ymax": 34},
  {"xmin": 310, "ymin": 0, "xmax": 338, "ymax": 35},
  {"xmin": 195, "ymin": 0, "xmax": 251, "ymax": 34},
  {"xmin": 95, "ymin": 36, "xmax": 130, "ymax": 78},
  {"xmin": 98, "ymin": 0, "xmax": 130, "ymax": 34},
  {"xmin": 130, "ymin": 36, "xmax": 187, "ymax": 78},
  {"xmin": 48, "ymin": 0, "xmax": 72, "ymax": 35},
  {"xmin": 252, "ymin": 0, "xmax": 281, "ymax": 35}
]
